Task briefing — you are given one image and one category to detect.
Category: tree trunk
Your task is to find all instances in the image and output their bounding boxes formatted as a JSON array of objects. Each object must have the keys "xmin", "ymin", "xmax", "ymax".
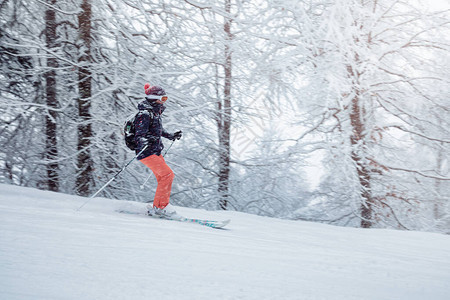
[
  {"xmin": 218, "ymin": 0, "xmax": 232, "ymax": 210},
  {"xmin": 349, "ymin": 90, "xmax": 373, "ymax": 228},
  {"xmin": 44, "ymin": 0, "xmax": 59, "ymax": 192},
  {"xmin": 76, "ymin": 0, "xmax": 94, "ymax": 196},
  {"xmin": 434, "ymin": 142, "xmax": 444, "ymax": 220}
]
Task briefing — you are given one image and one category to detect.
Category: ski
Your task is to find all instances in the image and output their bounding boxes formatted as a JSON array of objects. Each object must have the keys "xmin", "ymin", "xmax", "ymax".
[
  {"xmin": 165, "ymin": 214, "xmax": 230, "ymax": 229},
  {"xmin": 117, "ymin": 210, "xmax": 230, "ymax": 229}
]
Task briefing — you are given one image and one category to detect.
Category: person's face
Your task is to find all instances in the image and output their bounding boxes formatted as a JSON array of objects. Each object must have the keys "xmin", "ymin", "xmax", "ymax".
[{"xmin": 155, "ymin": 96, "xmax": 168, "ymax": 104}]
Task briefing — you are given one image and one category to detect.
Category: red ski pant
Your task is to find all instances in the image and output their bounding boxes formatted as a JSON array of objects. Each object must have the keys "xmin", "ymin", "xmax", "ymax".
[{"xmin": 139, "ymin": 154, "xmax": 174, "ymax": 209}]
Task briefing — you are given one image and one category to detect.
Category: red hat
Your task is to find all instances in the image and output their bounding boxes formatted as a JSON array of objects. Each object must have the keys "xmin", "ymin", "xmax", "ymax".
[{"xmin": 145, "ymin": 85, "xmax": 166, "ymax": 97}]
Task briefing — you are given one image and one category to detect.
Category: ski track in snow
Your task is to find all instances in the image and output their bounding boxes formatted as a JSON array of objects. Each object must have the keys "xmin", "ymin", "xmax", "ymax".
[{"xmin": 1, "ymin": 184, "xmax": 449, "ymax": 300}]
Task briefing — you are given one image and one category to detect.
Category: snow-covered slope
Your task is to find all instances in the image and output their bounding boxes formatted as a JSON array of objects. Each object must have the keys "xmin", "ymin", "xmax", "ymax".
[{"xmin": 1, "ymin": 184, "xmax": 449, "ymax": 300}]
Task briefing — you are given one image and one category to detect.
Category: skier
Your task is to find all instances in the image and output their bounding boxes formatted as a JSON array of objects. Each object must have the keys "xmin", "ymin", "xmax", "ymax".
[{"xmin": 135, "ymin": 83, "xmax": 182, "ymax": 217}]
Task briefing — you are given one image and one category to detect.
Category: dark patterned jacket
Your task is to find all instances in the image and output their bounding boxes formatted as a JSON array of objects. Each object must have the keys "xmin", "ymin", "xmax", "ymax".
[{"xmin": 134, "ymin": 99, "xmax": 173, "ymax": 160}]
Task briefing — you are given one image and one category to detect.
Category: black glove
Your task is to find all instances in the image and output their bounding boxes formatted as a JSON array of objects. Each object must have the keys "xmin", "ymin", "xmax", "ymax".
[{"xmin": 172, "ymin": 130, "xmax": 182, "ymax": 140}]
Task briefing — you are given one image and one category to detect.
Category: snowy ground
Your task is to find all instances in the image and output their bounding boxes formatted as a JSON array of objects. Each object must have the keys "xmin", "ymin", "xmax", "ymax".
[{"xmin": 1, "ymin": 184, "xmax": 449, "ymax": 300}]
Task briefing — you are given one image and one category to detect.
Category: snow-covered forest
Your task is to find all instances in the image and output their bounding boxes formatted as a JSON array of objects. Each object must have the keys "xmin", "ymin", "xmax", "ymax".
[{"xmin": 1, "ymin": 0, "xmax": 449, "ymax": 232}]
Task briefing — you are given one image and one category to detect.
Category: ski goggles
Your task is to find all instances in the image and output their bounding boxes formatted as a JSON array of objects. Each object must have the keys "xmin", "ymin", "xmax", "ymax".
[{"xmin": 146, "ymin": 95, "xmax": 168, "ymax": 102}]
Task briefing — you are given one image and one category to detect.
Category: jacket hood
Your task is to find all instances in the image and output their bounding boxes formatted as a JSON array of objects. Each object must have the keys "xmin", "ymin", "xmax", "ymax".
[{"xmin": 138, "ymin": 99, "xmax": 165, "ymax": 114}]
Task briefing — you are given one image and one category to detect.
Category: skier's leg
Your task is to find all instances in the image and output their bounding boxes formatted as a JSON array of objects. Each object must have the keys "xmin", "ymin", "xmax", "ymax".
[{"xmin": 139, "ymin": 154, "xmax": 174, "ymax": 209}]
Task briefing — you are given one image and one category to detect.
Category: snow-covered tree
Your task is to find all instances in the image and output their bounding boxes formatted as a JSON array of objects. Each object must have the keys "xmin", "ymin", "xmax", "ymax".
[{"xmin": 296, "ymin": 0, "xmax": 450, "ymax": 230}]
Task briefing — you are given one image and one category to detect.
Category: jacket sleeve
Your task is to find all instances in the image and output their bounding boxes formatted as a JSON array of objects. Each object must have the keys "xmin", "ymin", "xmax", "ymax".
[
  {"xmin": 134, "ymin": 111, "xmax": 157, "ymax": 149},
  {"xmin": 161, "ymin": 127, "xmax": 174, "ymax": 140}
]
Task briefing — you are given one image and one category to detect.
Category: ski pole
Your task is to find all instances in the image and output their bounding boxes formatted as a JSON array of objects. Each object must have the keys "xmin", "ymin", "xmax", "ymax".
[
  {"xmin": 140, "ymin": 140, "xmax": 175, "ymax": 190},
  {"xmin": 77, "ymin": 145, "xmax": 149, "ymax": 211},
  {"xmin": 163, "ymin": 139, "xmax": 175, "ymax": 156}
]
